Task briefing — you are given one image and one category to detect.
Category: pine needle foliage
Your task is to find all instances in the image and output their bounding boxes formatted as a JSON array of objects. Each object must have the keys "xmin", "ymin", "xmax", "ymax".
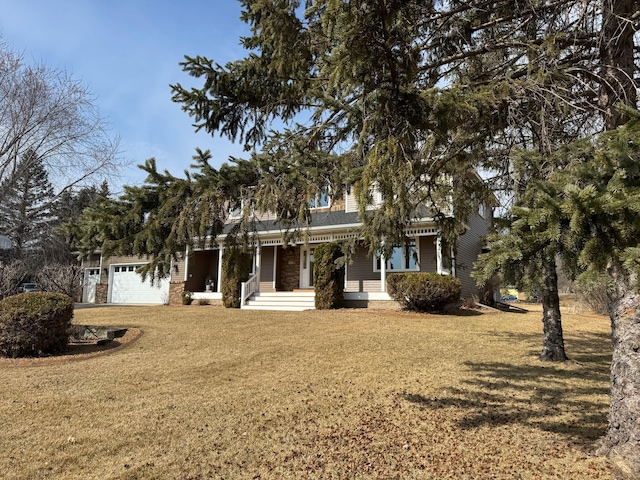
[
  {"xmin": 73, "ymin": 151, "xmax": 260, "ymax": 281},
  {"xmin": 551, "ymin": 109, "xmax": 640, "ymax": 286},
  {"xmin": 221, "ymin": 247, "xmax": 253, "ymax": 309},
  {"xmin": 313, "ymin": 242, "xmax": 345, "ymax": 309}
]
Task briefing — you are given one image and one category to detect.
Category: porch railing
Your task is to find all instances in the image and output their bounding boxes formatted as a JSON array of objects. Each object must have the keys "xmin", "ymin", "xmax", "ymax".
[{"xmin": 240, "ymin": 273, "xmax": 259, "ymax": 307}]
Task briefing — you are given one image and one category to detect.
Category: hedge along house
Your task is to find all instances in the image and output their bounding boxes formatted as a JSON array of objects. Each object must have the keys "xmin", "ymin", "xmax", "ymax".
[{"xmin": 82, "ymin": 187, "xmax": 492, "ymax": 310}]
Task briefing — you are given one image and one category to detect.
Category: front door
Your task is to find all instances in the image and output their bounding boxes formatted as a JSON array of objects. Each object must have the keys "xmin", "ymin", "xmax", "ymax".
[{"xmin": 300, "ymin": 247, "xmax": 315, "ymax": 289}]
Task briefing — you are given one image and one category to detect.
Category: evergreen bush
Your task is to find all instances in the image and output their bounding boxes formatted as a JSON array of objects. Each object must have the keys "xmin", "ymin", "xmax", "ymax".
[
  {"xmin": 181, "ymin": 290, "xmax": 194, "ymax": 305},
  {"xmin": 0, "ymin": 292, "xmax": 74, "ymax": 358},
  {"xmin": 221, "ymin": 247, "xmax": 252, "ymax": 308},
  {"xmin": 387, "ymin": 273, "xmax": 461, "ymax": 313},
  {"xmin": 313, "ymin": 243, "xmax": 345, "ymax": 309}
]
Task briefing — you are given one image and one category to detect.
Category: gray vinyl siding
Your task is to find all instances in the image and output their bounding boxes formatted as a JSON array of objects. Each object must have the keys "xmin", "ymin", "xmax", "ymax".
[
  {"xmin": 345, "ymin": 244, "xmax": 380, "ymax": 292},
  {"xmin": 259, "ymin": 246, "xmax": 275, "ymax": 292},
  {"xmin": 345, "ymin": 189, "xmax": 358, "ymax": 213},
  {"xmin": 346, "ymin": 244, "xmax": 379, "ymax": 281},
  {"xmin": 456, "ymin": 210, "xmax": 490, "ymax": 298},
  {"xmin": 419, "ymin": 237, "xmax": 438, "ymax": 272}
]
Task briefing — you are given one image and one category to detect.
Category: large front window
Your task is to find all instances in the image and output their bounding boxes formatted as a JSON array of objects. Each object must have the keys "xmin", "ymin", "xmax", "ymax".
[{"xmin": 375, "ymin": 240, "xmax": 419, "ymax": 271}]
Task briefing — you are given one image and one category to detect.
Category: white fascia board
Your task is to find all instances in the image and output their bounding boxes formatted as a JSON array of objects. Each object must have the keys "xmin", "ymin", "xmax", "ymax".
[{"xmin": 201, "ymin": 217, "xmax": 443, "ymax": 246}]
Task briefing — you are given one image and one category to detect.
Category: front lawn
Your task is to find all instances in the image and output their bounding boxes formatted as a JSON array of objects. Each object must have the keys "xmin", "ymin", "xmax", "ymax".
[{"xmin": 0, "ymin": 304, "xmax": 618, "ymax": 479}]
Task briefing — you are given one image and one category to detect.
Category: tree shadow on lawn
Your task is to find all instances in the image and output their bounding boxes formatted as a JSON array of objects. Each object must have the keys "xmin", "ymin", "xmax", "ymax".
[{"xmin": 401, "ymin": 331, "xmax": 612, "ymax": 444}]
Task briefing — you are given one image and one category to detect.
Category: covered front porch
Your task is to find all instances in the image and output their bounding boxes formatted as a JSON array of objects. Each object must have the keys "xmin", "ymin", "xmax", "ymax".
[{"xmin": 182, "ymin": 226, "xmax": 451, "ymax": 310}]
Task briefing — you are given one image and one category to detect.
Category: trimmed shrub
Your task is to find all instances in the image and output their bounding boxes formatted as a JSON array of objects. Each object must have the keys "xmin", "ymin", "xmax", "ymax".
[
  {"xmin": 0, "ymin": 292, "xmax": 74, "ymax": 358},
  {"xmin": 313, "ymin": 242, "xmax": 345, "ymax": 309},
  {"xmin": 387, "ymin": 272, "xmax": 462, "ymax": 313},
  {"xmin": 221, "ymin": 247, "xmax": 252, "ymax": 308},
  {"xmin": 181, "ymin": 290, "xmax": 194, "ymax": 305}
]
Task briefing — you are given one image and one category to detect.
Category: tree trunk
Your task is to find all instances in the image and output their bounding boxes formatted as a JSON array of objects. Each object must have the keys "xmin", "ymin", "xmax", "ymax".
[
  {"xmin": 595, "ymin": 265, "xmax": 640, "ymax": 473},
  {"xmin": 539, "ymin": 253, "xmax": 568, "ymax": 362}
]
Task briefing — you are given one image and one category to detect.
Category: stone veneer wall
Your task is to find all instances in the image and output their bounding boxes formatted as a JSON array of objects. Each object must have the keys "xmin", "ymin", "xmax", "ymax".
[
  {"xmin": 169, "ymin": 282, "xmax": 186, "ymax": 306},
  {"xmin": 95, "ymin": 284, "xmax": 108, "ymax": 304},
  {"xmin": 279, "ymin": 246, "xmax": 300, "ymax": 291}
]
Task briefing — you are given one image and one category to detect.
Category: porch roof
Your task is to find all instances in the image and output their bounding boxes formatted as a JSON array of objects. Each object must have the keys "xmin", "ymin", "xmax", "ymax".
[
  {"xmin": 254, "ymin": 210, "xmax": 362, "ymax": 232},
  {"xmin": 222, "ymin": 210, "xmax": 441, "ymax": 242}
]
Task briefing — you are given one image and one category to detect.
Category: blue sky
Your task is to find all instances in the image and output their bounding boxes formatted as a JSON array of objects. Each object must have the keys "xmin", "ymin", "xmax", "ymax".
[{"xmin": 0, "ymin": 0, "xmax": 251, "ymax": 192}]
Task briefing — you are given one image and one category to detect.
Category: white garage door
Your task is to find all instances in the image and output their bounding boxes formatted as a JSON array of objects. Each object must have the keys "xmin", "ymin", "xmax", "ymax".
[
  {"xmin": 109, "ymin": 264, "xmax": 169, "ymax": 304},
  {"xmin": 83, "ymin": 268, "xmax": 101, "ymax": 303}
]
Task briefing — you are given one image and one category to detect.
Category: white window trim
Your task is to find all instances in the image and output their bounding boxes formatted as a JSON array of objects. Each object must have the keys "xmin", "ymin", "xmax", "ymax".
[
  {"xmin": 370, "ymin": 183, "xmax": 383, "ymax": 206},
  {"xmin": 309, "ymin": 187, "xmax": 331, "ymax": 210},
  {"xmin": 478, "ymin": 203, "xmax": 488, "ymax": 219},
  {"xmin": 229, "ymin": 199, "xmax": 254, "ymax": 219},
  {"xmin": 373, "ymin": 238, "xmax": 420, "ymax": 272}
]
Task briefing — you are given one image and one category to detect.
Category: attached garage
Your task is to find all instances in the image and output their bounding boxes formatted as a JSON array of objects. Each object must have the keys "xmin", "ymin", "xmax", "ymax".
[{"xmin": 108, "ymin": 264, "xmax": 169, "ymax": 304}]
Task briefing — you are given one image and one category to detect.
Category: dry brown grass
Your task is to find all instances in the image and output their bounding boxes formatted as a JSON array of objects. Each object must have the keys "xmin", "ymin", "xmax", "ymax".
[{"xmin": 0, "ymin": 302, "xmax": 619, "ymax": 479}]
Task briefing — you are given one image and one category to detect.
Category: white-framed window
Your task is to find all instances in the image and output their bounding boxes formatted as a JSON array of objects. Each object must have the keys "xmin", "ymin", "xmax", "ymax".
[
  {"xmin": 369, "ymin": 182, "xmax": 383, "ymax": 206},
  {"xmin": 478, "ymin": 203, "xmax": 489, "ymax": 219},
  {"xmin": 229, "ymin": 199, "xmax": 254, "ymax": 219},
  {"xmin": 309, "ymin": 187, "xmax": 330, "ymax": 209},
  {"xmin": 374, "ymin": 239, "xmax": 420, "ymax": 272}
]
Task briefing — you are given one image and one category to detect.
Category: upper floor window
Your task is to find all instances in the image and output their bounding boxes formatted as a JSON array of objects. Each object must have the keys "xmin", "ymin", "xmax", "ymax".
[
  {"xmin": 374, "ymin": 239, "xmax": 419, "ymax": 272},
  {"xmin": 309, "ymin": 187, "xmax": 330, "ymax": 209},
  {"xmin": 370, "ymin": 182, "xmax": 383, "ymax": 206},
  {"xmin": 229, "ymin": 199, "xmax": 254, "ymax": 219},
  {"xmin": 478, "ymin": 203, "xmax": 491, "ymax": 219}
]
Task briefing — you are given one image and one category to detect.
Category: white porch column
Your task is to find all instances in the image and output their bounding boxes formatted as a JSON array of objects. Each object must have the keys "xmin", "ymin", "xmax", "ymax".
[
  {"xmin": 183, "ymin": 246, "xmax": 189, "ymax": 282},
  {"xmin": 344, "ymin": 261, "xmax": 348, "ymax": 291},
  {"xmin": 436, "ymin": 236, "xmax": 443, "ymax": 274},
  {"xmin": 380, "ymin": 240, "xmax": 387, "ymax": 292},
  {"xmin": 217, "ymin": 247, "xmax": 224, "ymax": 293},
  {"xmin": 450, "ymin": 244, "xmax": 456, "ymax": 277},
  {"xmin": 98, "ymin": 252, "xmax": 104, "ymax": 282},
  {"xmin": 255, "ymin": 244, "xmax": 261, "ymax": 293}
]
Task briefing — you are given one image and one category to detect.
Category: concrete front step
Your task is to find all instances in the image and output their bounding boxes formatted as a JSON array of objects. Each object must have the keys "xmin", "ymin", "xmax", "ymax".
[
  {"xmin": 242, "ymin": 304, "xmax": 313, "ymax": 311},
  {"xmin": 242, "ymin": 292, "xmax": 316, "ymax": 311}
]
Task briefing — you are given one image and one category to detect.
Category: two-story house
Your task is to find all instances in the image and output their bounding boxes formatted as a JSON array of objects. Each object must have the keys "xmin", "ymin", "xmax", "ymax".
[{"xmin": 81, "ymin": 187, "xmax": 492, "ymax": 310}]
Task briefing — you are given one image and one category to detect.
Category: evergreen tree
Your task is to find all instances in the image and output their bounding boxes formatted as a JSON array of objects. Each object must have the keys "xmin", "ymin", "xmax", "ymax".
[
  {"xmin": 48, "ymin": 183, "xmax": 110, "ymax": 263},
  {"xmin": 73, "ymin": 152, "xmax": 261, "ymax": 280},
  {"xmin": 81, "ymin": 1, "xmax": 638, "ymax": 468},
  {"xmin": 0, "ymin": 150, "xmax": 55, "ymax": 260},
  {"xmin": 500, "ymin": 112, "xmax": 640, "ymax": 473}
]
